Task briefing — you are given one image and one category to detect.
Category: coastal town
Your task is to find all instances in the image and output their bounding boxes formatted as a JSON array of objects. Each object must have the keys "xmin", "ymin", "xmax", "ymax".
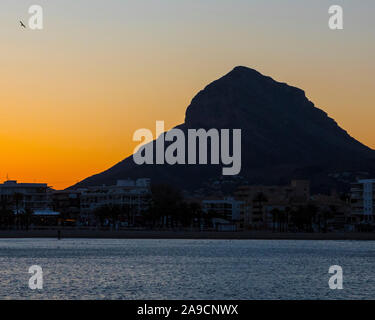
[{"xmin": 0, "ymin": 177, "xmax": 374, "ymax": 234}]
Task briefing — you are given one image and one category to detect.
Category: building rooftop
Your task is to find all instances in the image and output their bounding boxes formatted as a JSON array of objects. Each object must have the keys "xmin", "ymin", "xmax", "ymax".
[{"xmin": 0, "ymin": 180, "xmax": 48, "ymax": 188}]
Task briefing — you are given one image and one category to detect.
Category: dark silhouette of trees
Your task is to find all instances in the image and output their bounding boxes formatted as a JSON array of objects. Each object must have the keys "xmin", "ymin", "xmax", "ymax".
[
  {"xmin": 252, "ymin": 192, "xmax": 268, "ymax": 229},
  {"xmin": 290, "ymin": 204, "xmax": 318, "ymax": 232},
  {"xmin": 13, "ymin": 193, "xmax": 23, "ymax": 215},
  {"xmin": 94, "ymin": 204, "xmax": 122, "ymax": 227},
  {"xmin": 145, "ymin": 184, "xmax": 203, "ymax": 229},
  {"xmin": 318, "ymin": 205, "xmax": 336, "ymax": 233},
  {"xmin": 147, "ymin": 184, "xmax": 183, "ymax": 228},
  {"xmin": 12, "ymin": 192, "xmax": 23, "ymax": 229},
  {"xmin": 270, "ymin": 208, "xmax": 279, "ymax": 232},
  {"xmin": 24, "ymin": 208, "xmax": 33, "ymax": 231},
  {"xmin": 0, "ymin": 196, "xmax": 14, "ymax": 229},
  {"xmin": 270, "ymin": 208, "xmax": 289, "ymax": 232}
]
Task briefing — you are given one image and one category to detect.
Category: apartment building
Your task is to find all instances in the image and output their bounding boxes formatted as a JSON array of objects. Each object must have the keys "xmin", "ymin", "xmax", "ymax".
[
  {"xmin": 80, "ymin": 179, "xmax": 151, "ymax": 216},
  {"xmin": 202, "ymin": 197, "xmax": 245, "ymax": 230},
  {"xmin": 202, "ymin": 197, "xmax": 244, "ymax": 221},
  {"xmin": 235, "ymin": 180, "xmax": 310, "ymax": 229},
  {"xmin": 52, "ymin": 190, "xmax": 81, "ymax": 218},
  {"xmin": 350, "ymin": 179, "xmax": 375, "ymax": 222},
  {"xmin": 0, "ymin": 180, "xmax": 51, "ymax": 214}
]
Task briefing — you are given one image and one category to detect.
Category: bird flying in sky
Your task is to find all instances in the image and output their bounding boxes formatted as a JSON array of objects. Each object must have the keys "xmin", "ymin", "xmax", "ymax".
[{"xmin": 20, "ymin": 21, "xmax": 26, "ymax": 28}]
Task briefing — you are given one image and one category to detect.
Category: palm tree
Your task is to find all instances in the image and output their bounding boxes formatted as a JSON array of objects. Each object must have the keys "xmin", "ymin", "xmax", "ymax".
[
  {"xmin": 177, "ymin": 202, "xmax": 202, "ymax": 229},
  {"xmin": 0, "ymin": 196, "xmax": 13, "ymax": 229},
  {"xmin": 305, "ymin": 204, "xmax": 318, "ymax": 232},
  {"xmin": 270, "ymin": 208, "xmax": 281, "ymax": 232},
  {"xmin": 13, "ymin": 192, "xmax": 24, "ymax": 215},
  {"xmin": 24, "ymin": 208, "xmax": 33, "ymax": 231},
  {"xmin": 252, "ymin": 192, "xmax": 268, "ymax": 229},
  {"xmin": 284, "ymin": 206, "xmax": 292, "ymax": 232},
  {"xmin": 94, "ymin": 205, "xmax": 109, "ymax": 227},
  {"xmin": 292, "ymin": 204, "xmax": 318, "ymax": 232},
  {"xmin": 12, "ymin": 193, "xmax": 24, "ymax": 229},
  {"xmin": 322, "ymin": 205, "xmax": 336, "ymax": 232},
  {"xmin": 149, "ymin": 184, "xmax": 183, "ymax": 229}
]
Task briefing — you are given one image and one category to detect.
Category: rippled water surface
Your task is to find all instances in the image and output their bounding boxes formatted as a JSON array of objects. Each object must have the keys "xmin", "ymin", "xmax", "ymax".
[{"xmin": 0, "ymin": 239, "xmax": 374, "ymax": 299}]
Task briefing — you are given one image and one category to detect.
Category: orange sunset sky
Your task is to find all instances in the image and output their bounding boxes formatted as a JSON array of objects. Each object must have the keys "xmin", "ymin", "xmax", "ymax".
[{"xmin": 1, "ymin": 0, "xmax": 374, "ymax": 189}]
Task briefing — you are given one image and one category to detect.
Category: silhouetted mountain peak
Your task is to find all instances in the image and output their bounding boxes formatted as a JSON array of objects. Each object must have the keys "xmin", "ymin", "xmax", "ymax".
[
  {"xmin": 185, "ymin": 66, "xmax": 313, "ymax": 128},
  {"xmin": 72, "ymin": 66, "xmax": 375, "ymax": 192}
]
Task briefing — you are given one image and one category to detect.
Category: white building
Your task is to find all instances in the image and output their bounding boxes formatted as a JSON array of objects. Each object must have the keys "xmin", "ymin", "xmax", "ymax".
[
  {"xmin": 0, "ymin": 180, "xmax": 51, "ymax": 214},
  {"xmin": 350, "ymin": 179, "xmax": 375, "ymax": 221},
  {"xmin": 202, "ymin": 197, "xmax": 244, "ymax": 221},
  {"xmin": 80, "ymin": 179, "xmax": 151, "ymax": 215}
]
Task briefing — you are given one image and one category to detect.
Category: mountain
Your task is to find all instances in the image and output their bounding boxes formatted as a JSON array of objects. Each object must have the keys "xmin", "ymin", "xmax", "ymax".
[{"xmin": 71, "ymin": 66, "xmax": 375, "ymax": 193}]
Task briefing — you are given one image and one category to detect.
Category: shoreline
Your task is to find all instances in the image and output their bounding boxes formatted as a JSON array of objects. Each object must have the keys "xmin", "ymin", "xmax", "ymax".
[{"xmin": 0, "ymin": 230, "xmax": 375, "ymax": 240}]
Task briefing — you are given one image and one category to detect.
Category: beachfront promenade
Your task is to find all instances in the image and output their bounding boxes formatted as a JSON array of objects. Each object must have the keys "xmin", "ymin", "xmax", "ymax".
[{"xmin": 1, "ymin": 228, "xmax": 375, "ymax": 240}]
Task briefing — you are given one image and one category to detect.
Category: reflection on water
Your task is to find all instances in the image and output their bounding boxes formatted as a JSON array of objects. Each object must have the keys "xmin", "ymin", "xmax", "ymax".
[{"xmin": 0, "ymin": 239, "xmax": 374, "ymax": 300}]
